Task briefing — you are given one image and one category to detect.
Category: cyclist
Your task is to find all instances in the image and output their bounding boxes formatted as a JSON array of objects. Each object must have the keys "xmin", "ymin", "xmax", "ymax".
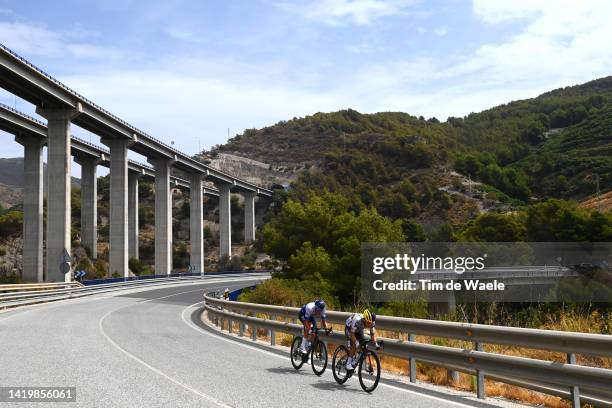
[
  {"xmin": 298, "ymin": 299, "xmax": 330, "ymax": 355},
  {"xmin": 345, "ymin": 309, "xmax": 379, "ymax": 371},
  {"xmin": 223, "ymin": 288, "xmax": 230, "ymax": 300}
]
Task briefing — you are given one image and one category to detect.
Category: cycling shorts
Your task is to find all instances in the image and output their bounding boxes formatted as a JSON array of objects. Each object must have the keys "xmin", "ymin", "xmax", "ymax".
[{"xmin": 345, "ymin": 325, "xmax": 367, "ymax": 346}]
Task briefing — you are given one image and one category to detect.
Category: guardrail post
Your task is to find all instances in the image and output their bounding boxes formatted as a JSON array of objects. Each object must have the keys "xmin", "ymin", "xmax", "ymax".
[
  {"xmin": 239, "ymin": 322, "xmax": 244, "ymax": 337},
  {"xmin": 567, "ymin": 353, "xmax": 580, "ymax": 408},
  {"xmin": 270, "ymin": 329, "xmax": 276, "ymax": 346},
  {"xmin": 228, "ymin": 319, "xmax": 233, "ymax": 334},
  {"xmin": 447, "ymin": 369, "xmax": 459, "ymax": 384},
  {"xmin": 252, "ymin": 325, "xmax": 257, "ymax": 341},
  {"xmin": 408, "ymin": 334, "xmax": 417, "ymax": 383},
  {"xmin": 475, "ymin": 342, "xmax": 486, "ymax": 399},
  {"xmin": 269, "ymin": 314, "xmax": 276, "ymax": 345}
]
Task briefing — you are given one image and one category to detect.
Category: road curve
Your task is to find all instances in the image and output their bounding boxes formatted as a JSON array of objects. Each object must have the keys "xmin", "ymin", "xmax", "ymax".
[{"xmin": 0, "ymin": 275, "xmax": 520, "ymax": 408}]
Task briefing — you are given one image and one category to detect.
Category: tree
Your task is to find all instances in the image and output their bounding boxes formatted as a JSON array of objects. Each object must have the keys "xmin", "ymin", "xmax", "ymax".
[
  {"xmin": 263, "ymin": 192, "xmax": 404, "ymax": 301},
  {"xmin": 526, "ymin": 199, "xmax": 611, "ymax": 242},
  {"xmin": 0, "ymin": 211, "xmax": 23, "ymax": 237},
  {"xmin": 402, "ymin": 219, "xmax": 426, "ymax": 242},
  {"xmin": 458, "ymin": 213, "xmax": 527, "ymax": 242}
]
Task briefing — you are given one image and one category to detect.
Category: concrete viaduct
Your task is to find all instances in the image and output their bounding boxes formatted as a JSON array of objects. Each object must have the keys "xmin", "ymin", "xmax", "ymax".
[{"xmin": 0, "ymin": 43, "xmax": 272, "ymax": 283}]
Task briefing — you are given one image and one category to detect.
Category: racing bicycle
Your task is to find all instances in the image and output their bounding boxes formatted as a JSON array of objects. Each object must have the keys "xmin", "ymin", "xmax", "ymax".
[
  {"xmin": 332, "ymin": 339, "xmax": 384, "ymax": 392},
  {"xmin": 290, "ymin": 327, "xmax": 332, "ymax": 376}
]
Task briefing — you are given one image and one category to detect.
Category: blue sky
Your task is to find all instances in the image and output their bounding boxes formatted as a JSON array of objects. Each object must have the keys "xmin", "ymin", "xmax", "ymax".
[{"xmin": 1, "ymin": 0, "xmax": 611, "ymax": 164}]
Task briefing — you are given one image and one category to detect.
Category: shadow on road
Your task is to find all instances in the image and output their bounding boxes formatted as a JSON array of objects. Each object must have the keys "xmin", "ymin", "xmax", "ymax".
[
  {"xmin": 266, "ymin": 366, "xmax": 310, "ymax": 376},
  {"xmin": 310, "ymin": 380, "xmax": 365, "ymax": 394}
]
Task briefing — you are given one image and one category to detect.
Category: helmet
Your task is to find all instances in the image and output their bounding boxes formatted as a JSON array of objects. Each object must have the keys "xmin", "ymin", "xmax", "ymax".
[
  {"xmin": 363, "ymin": 309, "xmax": 376, "ymax": 324},
  {"xmin": 314, "ymin": 299, "xmax": 326, "ymax": 310},
  {"xmin": 224, "ymin": 288, "xmax": 229, "ymax": 292}
]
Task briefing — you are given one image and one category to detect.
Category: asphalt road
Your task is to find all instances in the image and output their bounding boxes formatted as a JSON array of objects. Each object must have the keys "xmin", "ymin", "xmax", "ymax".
[{"xmin": 0, "ymin": 275, "xmax": 522, "ymax": 408}]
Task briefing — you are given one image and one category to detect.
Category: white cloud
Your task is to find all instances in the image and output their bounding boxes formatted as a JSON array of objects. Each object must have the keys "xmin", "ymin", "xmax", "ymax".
[
  {"xmin": 60, "ymin": 69, "xmax": 346, "ymax": 153},
  {"xmin": 164, "ymin": 27, "xmax": 208, "ymax": 44},
  {"xmin": 0, "ymin": 21, "xmax": 124, "ymax": 60},
  {"xmin": 465, "ymin": 0, "xmax": 612, "ymax": 86},
  {"xmin": 275, "ymin": 0, "xmax": 419, "ymax": 25},
  {"xmin": 433, "ymin": 26, "xmax": 448, "ymax": 36}
]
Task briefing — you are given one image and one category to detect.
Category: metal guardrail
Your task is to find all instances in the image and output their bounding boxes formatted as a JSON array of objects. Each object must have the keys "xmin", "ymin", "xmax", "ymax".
[
  {"xmin": 203, "ymin": 295, "xmax": 612, "ymax": 407},
  {"xmin": 0, "ymin": 282, "xmax": 82, "ymax": 292},
  {"xmin": 0, "ymin": 272, "xmax": 268, "ymax": 310}
]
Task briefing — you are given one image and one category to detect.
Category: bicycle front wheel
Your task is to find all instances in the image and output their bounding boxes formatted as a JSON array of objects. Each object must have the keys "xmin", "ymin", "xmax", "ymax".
[
  {"xmin": 311, "ymin": 340, "xmax": 328, "ymax": 376},
  {"xmin": 290, "ymin": 336, "xmax": 305, "ymax": 369},
  {"xmin": 332, "ymin": 345, "xmax": 350, "ymax": 384},
  {"xmin": 358, "ymin": 350, "xmax": 381, "ymax": 392}
]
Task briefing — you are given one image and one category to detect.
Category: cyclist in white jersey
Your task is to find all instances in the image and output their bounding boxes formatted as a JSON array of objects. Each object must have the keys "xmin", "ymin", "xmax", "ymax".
[{"xmin": 345, "ymin": 309, "xmax": 379, "ymax": 370}]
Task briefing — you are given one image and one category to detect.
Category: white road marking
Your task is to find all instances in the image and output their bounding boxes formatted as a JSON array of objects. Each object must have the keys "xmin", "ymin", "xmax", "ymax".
[
  {"xmin": 182, "ymin": 301, "xmax": 479, "ymax": 408},
  {"xmin": 99, "ymin": 287, "xmax": 236, "ymax": 408}
]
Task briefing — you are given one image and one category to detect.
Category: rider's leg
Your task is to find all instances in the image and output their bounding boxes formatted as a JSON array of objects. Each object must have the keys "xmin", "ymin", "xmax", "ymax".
[
  {"xmin": 346, "ymin": 328, "xmax": 357, "ymax": 370},
  {"xmin": 308, "ymin": 317, "xmax": 317, "ymax": 343},
  {"xmin": 300, "ymin": 320, "xmax": 312, "ymax": 352}
]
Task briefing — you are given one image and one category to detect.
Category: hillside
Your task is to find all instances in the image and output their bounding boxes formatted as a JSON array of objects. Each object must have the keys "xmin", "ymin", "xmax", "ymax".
[
  {"xmin": 207, "ymin": 76, "xmax": 612, "ymax": 231},
  {"xmin": 0, "ymin": 158, "xmax": 81, "ymax": 209}
]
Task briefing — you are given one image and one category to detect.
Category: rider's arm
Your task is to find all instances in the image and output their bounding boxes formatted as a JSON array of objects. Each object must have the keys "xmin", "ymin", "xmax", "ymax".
[{"xmin": 370, "ymin": 326, "xmax": 378, "ymax": 343}]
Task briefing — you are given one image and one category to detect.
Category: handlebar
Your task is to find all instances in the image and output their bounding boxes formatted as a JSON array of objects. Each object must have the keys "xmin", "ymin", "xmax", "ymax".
[{"xmin": 310, "ymin": 327, "xmax": 333, "ymax": 336}]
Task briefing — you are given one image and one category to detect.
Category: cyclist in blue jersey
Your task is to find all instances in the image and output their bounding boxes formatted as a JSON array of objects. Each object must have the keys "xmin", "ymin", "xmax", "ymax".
[{"xmin": 298, "ymin": 299, "xmax": 330, "ymax": 355}]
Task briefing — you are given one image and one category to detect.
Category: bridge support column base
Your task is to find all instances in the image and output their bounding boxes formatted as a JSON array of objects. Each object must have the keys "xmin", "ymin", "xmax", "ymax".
[
  {"xmin": 103, "ymin": 138, "xmax": 130, "ymax": 278},
  {"xmin": 15, "ymin": 137, "xmax": 44, "ymax": 282},
  {"xmin": 37, "ymin": 106, "xmax": 81, "ymax": 282},
  {"xmin": 149, "ymin": 157, "xmax": 173, "ymax": 275},
  {"xmin": 128, "ymin": 170, "xmax": 140, "ymax": 260},
  {"xmin": 218, "ymin": 183, "xmax": 232, "ymax": 259},
  {"xmin": 76, "ymin": 156, "xmax": 100, "ymax": 260}
]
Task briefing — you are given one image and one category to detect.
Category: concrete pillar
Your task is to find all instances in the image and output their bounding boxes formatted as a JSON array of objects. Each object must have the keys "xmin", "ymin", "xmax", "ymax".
[
  {"xmin": 243, "ymin": 191, "xmax": 256, "ymax": 244},
  {"xmin": 36, "ymin": 106, "xmax": 81, "ymax": 282},
  {"xmin": 189, "ymin": 173, "xmax": 204, "ymax": 273},
  {"xmin": 15, "ymin": 137, "xmax": 44, "ymax": 282},
  {"xmin": 102, "ymin": 138, "xmax": 130, "ymax": 277},
  {"xmin": 76, "ymin": 157, "xmax": 100, "ymax": 259},
  {"xmin": 150, "ymin": 157, "xmax": 173, "ymax": 274},
  {"xmin": 218, "ymin": 183, "xmax": 231, "ymax": 259},
  {"xmin": 128, "ymin": 170, "xmax": 140, "ymax": 260}
]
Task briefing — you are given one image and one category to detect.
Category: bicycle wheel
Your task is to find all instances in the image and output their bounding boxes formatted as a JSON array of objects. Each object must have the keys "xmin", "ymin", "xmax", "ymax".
[
  {"xmin": 311, "ymin": 339, "xmax": 328, "ymax": 376},
  {"xmin": 332, "ymin": 345, "xmax": 350, "ymax": 384},
  {"xmin": 290, "ymin": 336, "xmax": 305, "ymax": 369},
  {"xmin": 358, "ymin": 350, "xmax": 381, "ymax": 392}
]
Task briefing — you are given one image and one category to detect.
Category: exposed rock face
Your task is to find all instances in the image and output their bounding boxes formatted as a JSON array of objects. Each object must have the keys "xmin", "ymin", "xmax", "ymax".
[{"xmin": 205, "ymin": 152, "xmax": 299, "ymax": 188}]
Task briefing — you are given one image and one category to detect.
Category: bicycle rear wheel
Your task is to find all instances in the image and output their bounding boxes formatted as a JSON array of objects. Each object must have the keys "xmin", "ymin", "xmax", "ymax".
[
  {"xmin": 358, "ymin": 350, "xmax": 381, "ymax": 392},
  {"xmin": 311, "ymin": 339, "xmax": 328, "ymax": 376},
  {"xmin": 290, "ymin": 336, "xmax": 305, "ymax": 369},
  {"xmin": 332, "ymin": 345, "xmax": 350, "ymax": 384}
]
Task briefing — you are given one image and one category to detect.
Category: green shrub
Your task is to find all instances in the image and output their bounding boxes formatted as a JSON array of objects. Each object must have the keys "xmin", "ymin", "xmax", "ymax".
[
  {"xmin": 129, "ymin": 257, "xmax": 152, "ymax": 275},
  {"xmin": 94, "ymin": 259, "xmax": 107, "ymax": 279},
  {"xmin": 0, "ymin": 211, "xmax": 23, "ymax": 237}
]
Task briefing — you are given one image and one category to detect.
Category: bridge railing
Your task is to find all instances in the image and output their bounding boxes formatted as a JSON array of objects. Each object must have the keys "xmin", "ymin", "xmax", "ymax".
[{"xmin": 203, "ymin": 294, "xmax": 612, "ymax": 407}]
